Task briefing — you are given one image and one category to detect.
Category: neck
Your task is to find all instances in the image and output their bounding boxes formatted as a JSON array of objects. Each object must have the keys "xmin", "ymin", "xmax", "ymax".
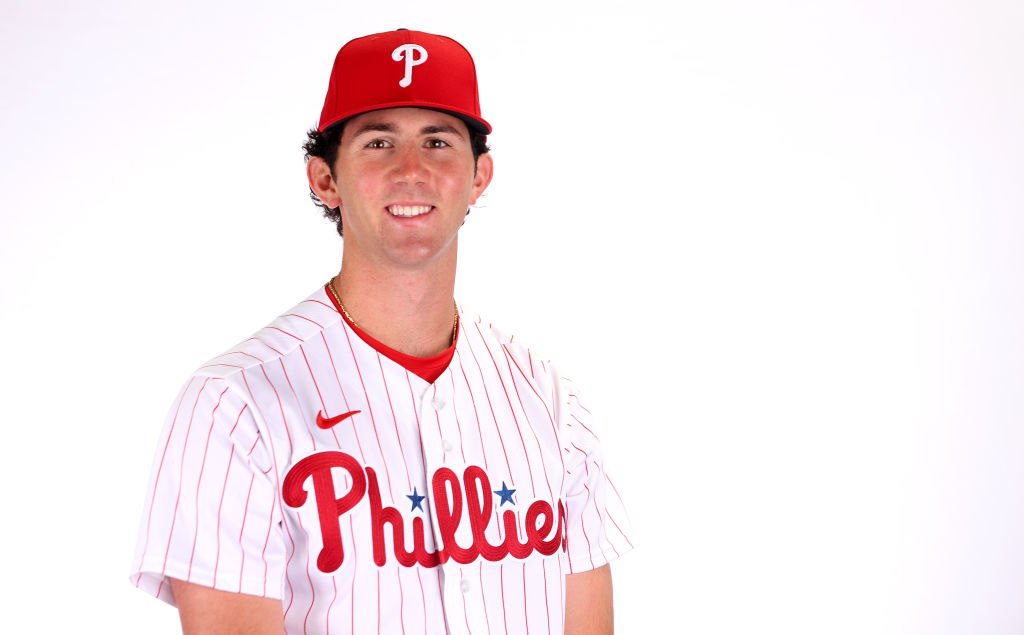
[{"xmin": 332, "ymin": 252, "xmax": 458, "ymax": 358}]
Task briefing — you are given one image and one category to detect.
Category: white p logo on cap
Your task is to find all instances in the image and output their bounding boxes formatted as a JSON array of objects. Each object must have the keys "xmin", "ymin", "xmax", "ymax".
[{"xmin": 392, "ymin": 44, "xmax": 428, "ymax": 87}]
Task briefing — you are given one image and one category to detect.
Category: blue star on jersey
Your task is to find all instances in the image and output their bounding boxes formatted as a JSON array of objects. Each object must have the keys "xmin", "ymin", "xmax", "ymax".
[
  {"xmin": 493, "ymin": 481, "xmax": 516, "ymax": 506},
  {"xmin": 407, "ymin": 487, "xmax": 425, "ymax": 512}
]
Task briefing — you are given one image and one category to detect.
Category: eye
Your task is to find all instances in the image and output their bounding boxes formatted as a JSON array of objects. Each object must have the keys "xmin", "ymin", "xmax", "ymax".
[
  {"xmin": 425, "ymin": 138, "xmax": 451, "ymax": 149},
  {"xmin": 365, "ymin": 139, "xmax": 392, "ymax": 149}
]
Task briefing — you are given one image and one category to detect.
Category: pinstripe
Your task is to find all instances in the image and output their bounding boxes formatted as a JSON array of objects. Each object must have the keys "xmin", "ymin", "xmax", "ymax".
[
  {"xmin": 327, "ymin": 575, "xmax": 337, "ymax": 635},
  {"xmin": 298, "ymin": 512, "xmax": 316, "ymax": 635},
  {"xmin": 455, "ymin": 351, "xmax": 489, "ymax": 472},
  {"xmin": 286, "ymin": 313, "xmax": 326, "ymax": 329},
  {"xmin": 433, "ymin": 571, "xmax": 449, "ymax": 635},
  {"xmin": 321, "ymin": 332, "xmax": 367, "ymax": 461},
  {"xmin": 582, "ymin": 481, "xmax": 616, "ymax": 560},
  {"xmin": 160, "ymin": 377, "xmax": 212, "ymax": 583},
  {"xmin": 521, "ymin": 562, "xmax": 529, "ymax": 635},
  {"xmin": 566, "ymin": 394, "xmax": 591, "ymax": 416},
  {"xmin": 404, "ymin": 371, "xmax": 434, "ymax": 633},
  {"xmin": 469, "ymin": 321, "xmax": 536, "ymax": 496},
  {"xmin": 322, "ymin": 329, "xmax": 366, "ymax": 632},
  {"xmin": 278, "ymin": 358, "xmax": 318, "ymax": 452},
  {"xmin": 299, "ymin": 344, "xmax": 341, "ymax": 449},
  {"xmin": 236, "ymin": 472, "xmax": 255, "ymax": 592},
  {"xmin": 138, "ymin": 376, "xmax": 196, "ymax": 591},
  {"xmin": 238, "ymin": 369, "xmax": 282, "ymax": 598},
  {"xmin": 431, "ymin": 384, "xmax": 447, "ymax": 467},
  {"xmin": 258, "ymin": 365, "xmax": 294, "ymax": 453},
  {"xmin": 500, "ymin": 565, "xmax": 509, "ymax": 635},
  {"xmin": 404, "ymin": 371, "xmax": 429, "ymax": 469},
  {"xmin": 461, "ymin": 324, "xmax": 514, "ymax": 480},
  {"xmin": 199, "ymin": 362, "xmax": 245, "ymax": 372},
  {"xmin": 397, "ymin": 567, "xmax": 408, "ymax": 635},
  {"xmin": 568, "ymin": 444, "xmax": 595, "ymax": 571},
  {"xmin": 269, "ymin": 326, "xmax": 303, "ymax": 341},
  {"xmin": 417, "ymin": 567, "xmax": 428, "ymax": 635},
  {"xmin": 349, "ymin": 519, "xmax": 358, "ymax": 634},
  {"xmin": 453, "ymin": 565, "xmax": 472, "ymax": 635},
  {"xmin": 604, "ymin": 476, "xmax": 634, "ymax": 549},
  {"xmin": 478, "ymin": 565, "xmax": 491, "ymax": 635},
  {"xmin": 501, "ymin": 347, "xmax": 565, "ymax": 490},
  {"xmin": 248, "ymin": 336, "xmax": 284, "ymax": 356},
  {"xmin": 498, "ymin": 345, "xmax": 556, "ymax": 502},
  {"xmin": 257, "ymin": 367, "xmax": 302, "ymax": 616},
  {"xmin": 212, "ymin": 408, "xmax": 247, "ymax": 582},
  {"xmin": 540, "ymin": 559, "xmax": 551, "ymax": 635},
  {"xmin": 295, "ymin": 358, "xmax": 334, "ymax": 635},
  {"xmin": 377, "ymin": 353, "xmax": 413, "ymax": 490},
  {"xmin": 240, "ymin": 367, "xmax": 298, "ymax": 615},
  {"xmin": 447, "ymin": 372, "xmax": 468, "ymax": 463},
  {"xmin": 303, "ymin": 339, "xmax": 347, "ymax": 629},
  {"xmin": 231, "ymin": 350, "xmax": 267, "ymax": 363},
  {"xmin": 341, "ymin": 323, "xmax": 395, "ymax": 499},
  {"xmin": 187, "ymin": 385, "xmax": 231, "ymax": 579},
  {"xmin": 568, "ymin": 413, "xmax": 597, "ymax": 440},
  {"xmin": 558, "ymin": 557, "xmax": 565, "ymax": 628}
]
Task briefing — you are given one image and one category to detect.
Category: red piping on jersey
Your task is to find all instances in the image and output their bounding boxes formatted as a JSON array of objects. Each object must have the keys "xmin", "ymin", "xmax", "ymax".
[{"xmin": 324, "ymin": 283, "xmax": 457, "ymax": 383}]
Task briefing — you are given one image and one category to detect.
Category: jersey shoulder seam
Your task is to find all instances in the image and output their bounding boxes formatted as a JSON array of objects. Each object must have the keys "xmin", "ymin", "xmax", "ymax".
[{"xmin": 194, "ymin": 288, "xmax": 342, "ymax": 380}]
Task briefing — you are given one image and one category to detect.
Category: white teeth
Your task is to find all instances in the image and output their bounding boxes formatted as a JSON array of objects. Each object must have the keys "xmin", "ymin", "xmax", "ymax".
[{"xmin": 388, "ymin": 205, "xmax": 432, "ymax": 217}]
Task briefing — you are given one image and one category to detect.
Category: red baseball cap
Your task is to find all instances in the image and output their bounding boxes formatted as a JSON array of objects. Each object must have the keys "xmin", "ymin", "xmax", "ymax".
[{"xmin": 317, "ymin": 29, "xmax": 491, "ymax": 135}]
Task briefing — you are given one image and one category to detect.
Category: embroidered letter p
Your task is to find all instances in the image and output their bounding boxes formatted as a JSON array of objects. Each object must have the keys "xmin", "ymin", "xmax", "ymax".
[
  {"xmin": 283, "ymin": 451, "xmax": 367, "ymax": 573},
  {"xmin": 392, "ymin": 44, "xmax": 428, "ymax": 87}
]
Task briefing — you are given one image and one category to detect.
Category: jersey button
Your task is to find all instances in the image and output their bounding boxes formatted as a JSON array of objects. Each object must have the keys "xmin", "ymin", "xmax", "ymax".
[
  {"xmin": 459, "ymin": 578, "xmax": 471, "ymax": 593},
  {"xmin": 441, "ymin": 439, "xmax": 454, "ymax": 453},
  {"xmin": 431, "ymin": 397, "xmax": 446, "ymax": 410}
]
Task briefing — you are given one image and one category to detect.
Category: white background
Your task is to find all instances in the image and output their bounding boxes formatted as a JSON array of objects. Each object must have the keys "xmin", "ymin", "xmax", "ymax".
[{"xmin": 2, "ymin": 1, "xmax": 1023, "ymax": 633}]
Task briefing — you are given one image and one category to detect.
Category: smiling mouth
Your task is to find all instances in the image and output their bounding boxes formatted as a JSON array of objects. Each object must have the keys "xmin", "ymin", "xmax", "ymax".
[{"xmin": 387, "ymin": 205, "xmax": 434, "ymax": 217}]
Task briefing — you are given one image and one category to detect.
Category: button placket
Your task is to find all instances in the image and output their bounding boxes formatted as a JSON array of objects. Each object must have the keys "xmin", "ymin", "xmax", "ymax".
[{"xmin": 425, "ymin": 386, "xmax": 458, "ymax": 458}]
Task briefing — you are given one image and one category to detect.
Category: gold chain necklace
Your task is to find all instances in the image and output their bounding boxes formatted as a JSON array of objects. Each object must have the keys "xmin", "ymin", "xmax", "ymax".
[{"xmin": 329, "ymin": 276, "xmax": 458, "ymax": 344}]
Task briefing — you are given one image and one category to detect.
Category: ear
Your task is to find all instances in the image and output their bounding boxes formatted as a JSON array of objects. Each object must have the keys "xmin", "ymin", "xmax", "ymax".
[
  {"xmin": 307, "ymin": 156, "xmax": 342, "ymax": 209},
  {"xmin": 469, "ymin": 153, "xmax": 493, "ymax": 205}
]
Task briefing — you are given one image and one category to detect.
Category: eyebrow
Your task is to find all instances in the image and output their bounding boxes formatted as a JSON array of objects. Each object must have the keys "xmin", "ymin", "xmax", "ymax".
[
  {"xmin": 349, "ymin": 122, "xmax": 466, "ymax": 139},
  {"xmin": 420, "ymin": 124, "xmax": 465, "ymax": 138},
  {"xmin": 350, "ymin": 123, "xmax": 395, "ymax": 136}
]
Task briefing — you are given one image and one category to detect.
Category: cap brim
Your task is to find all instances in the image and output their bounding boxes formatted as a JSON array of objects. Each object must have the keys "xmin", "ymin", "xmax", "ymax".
[{"xmin": 321, "ymin": 104, "xmax": 491, "ymax": 135}]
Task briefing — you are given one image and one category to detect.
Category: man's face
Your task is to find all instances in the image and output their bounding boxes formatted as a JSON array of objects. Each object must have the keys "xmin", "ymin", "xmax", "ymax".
[{"xmin": 314, "ymin": 107, "xmax": 492, "ymax": 271}]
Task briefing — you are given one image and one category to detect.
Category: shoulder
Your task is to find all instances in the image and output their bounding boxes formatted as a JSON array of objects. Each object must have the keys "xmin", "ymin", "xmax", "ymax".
[
  {"xmin": 194, "ymin": 286, "xmax": 342, "ymax": 381},
  {"xmin": 456, "ymin": 308, "xmax": 567, "ymax": 403},
  {"xmin": 458, "ymin": 309, "xmax": 547, "ymax": 367},
  {"xmin": 459, "ymin": 309, "xmax": 607, "ymax": 459}
]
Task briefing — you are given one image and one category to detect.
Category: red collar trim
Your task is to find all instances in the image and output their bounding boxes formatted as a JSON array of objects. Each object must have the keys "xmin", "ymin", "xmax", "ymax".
[{"xmin": 324, "ymin": 283, "xmax": 457, "ymax": 383}]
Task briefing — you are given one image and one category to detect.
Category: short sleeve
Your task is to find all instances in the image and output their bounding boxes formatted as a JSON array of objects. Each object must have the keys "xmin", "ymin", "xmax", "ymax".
[
  {"xmin": 556, "ymin": 376, "xmax": 634, "ymax": 574},
  {"xmin": 129, "ymin": 375, "xmax": 285, "ymax": 604}
]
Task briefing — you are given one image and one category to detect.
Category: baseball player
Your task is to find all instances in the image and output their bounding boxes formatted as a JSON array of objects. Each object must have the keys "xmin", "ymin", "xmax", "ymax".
[{"xmin": 131, "ymin": 29, "xmax": 632, "ymax": 634}]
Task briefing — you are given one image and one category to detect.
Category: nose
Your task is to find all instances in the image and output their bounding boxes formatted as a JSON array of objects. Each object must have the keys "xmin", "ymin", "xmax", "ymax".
[{"xmin": 392, "ymin": 145, "xmax": 427, "ymax": 184}]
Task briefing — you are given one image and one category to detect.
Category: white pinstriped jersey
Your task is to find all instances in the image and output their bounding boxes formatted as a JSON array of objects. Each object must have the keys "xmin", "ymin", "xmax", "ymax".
[{"xmin": 131, "ymin": 286, "xmax": 632, "ymax": 634}]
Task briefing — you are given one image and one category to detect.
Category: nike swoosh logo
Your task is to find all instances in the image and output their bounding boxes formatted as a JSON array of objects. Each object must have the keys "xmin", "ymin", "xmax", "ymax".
[{"xmin": 316, "ymin": 409, "xmax": 361, "ymax": 429}]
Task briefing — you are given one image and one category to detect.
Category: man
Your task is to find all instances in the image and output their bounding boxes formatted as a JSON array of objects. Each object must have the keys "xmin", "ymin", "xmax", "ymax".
[{"xmin": 131, "ymin": 29, "xmax": 632, "ymax": 634}]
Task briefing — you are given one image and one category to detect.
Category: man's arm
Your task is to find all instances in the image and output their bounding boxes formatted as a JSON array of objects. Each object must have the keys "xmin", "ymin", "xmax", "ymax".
[
  {"xmin": 563, "ymin": 564, "xmax": 614, "ymax": 635},
  {"xmin": 170, "ymin": 578, "xmax": 284, "ymax": 635}
]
